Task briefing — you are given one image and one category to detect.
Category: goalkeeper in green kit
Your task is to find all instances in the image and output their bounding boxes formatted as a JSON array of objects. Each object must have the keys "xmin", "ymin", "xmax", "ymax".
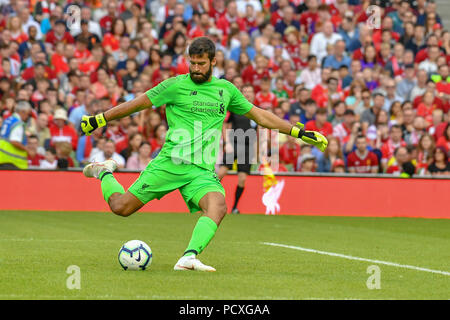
[{"xmin": 81, "ymin": 37, "xmax": 328, "ymax": 271}]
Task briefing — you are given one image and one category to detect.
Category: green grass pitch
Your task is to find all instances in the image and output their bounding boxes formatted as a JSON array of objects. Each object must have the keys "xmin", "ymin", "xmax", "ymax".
[{"xmin": 0, "ymin": 210, "xmax": 449, "ymax": 300}]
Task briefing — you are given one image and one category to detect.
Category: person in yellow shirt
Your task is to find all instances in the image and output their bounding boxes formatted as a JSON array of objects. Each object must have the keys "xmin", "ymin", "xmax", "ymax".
[{"xmin": 0, "ymin": 101, "xmax": 32, "ymax": 169}]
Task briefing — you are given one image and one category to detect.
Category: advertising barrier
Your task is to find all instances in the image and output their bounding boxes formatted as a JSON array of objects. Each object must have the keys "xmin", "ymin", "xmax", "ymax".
[{"xmin": 0, "ymin": 170, "xmax": 449, "ymax": 219}]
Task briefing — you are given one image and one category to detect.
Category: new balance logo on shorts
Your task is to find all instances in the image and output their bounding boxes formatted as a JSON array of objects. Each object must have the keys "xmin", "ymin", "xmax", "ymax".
[{"xmin": 142, "ymin": 183, "xmax": 150, "ymax": 190}]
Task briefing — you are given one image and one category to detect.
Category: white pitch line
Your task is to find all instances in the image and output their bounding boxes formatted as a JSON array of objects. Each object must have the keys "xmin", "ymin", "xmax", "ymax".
[
  {"xmin": 0, "ymin": 294, "xmax": 216, "ymax": 300},
  {"xmin": 262, "ymin": 242, "xmax": 450, "ymax": 277}
]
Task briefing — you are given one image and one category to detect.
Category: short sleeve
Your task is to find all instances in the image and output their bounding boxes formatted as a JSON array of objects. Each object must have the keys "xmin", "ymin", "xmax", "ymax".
[
  {"xmin": 227, "ymin": 83, "xmax": 254, "ymax": 115},
  {"xmin": 10, "ymin": 124, "xmax": 24, "ymax": 143},
  {"xmin": 145, "ymin": 77, "xmax": 179, "ymax": 107}
]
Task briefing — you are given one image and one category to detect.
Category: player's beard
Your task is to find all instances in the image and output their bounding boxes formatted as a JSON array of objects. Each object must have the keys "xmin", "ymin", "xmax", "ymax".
[{"xmin": 189, "ymin": 65, "xmax": 212, "ymax": 84}]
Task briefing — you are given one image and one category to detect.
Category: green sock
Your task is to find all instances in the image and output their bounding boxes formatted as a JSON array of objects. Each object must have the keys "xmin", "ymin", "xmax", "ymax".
[
  {"xmin": 99, "ymin": 171, "xmax": 125, "ymax": 203},
  {"xmin": 184, "ymin": 216, "xmax": 218, "ymax": 257}
]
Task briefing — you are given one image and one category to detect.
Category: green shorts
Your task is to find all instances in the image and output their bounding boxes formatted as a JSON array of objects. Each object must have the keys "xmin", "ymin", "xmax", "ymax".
[{"xmin": 128, "ymin": 156, "xmax": 225, "ymax": 213}]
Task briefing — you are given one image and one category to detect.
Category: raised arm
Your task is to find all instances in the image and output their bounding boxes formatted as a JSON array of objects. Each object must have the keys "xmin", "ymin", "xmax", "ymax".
[
  {"xmin": 81, "ymin": 93, "xmax": 153, "ymax": 136},
  {"xmin": 245, "ymin": 105, "xmax": 292, "ymax": 135},
  {"xmin": 104, "ymin": 93, "xmax": 153, "ymax": 121},
  {"xmin": 244, "ymin": 106, "xmax": 328, "ymax": 152}
]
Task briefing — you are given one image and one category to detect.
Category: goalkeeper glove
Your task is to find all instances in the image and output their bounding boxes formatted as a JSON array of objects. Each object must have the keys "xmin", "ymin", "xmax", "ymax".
[
  {"xmin": 81, "ymin": 114, "xmax": 107, "ymax": 136},
  {"xmin": 290, "ymin": 122, "xmax": 328, "ymax": 152}
]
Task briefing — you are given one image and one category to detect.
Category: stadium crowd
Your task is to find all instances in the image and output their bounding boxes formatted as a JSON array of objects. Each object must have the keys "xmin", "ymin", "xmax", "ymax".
[{"xmin": 0, "ymin": 0, "xmax": 449, "ymax": 176}]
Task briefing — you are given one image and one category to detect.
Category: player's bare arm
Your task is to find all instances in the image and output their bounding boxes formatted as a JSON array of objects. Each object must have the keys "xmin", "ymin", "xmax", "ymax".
[
  {"xmin": 81, "ymin": 93, "xmax": 153, "ymax": 136},
  {"xmin": 244, "ymin": 106, "xmax": 329, "ymax": 152},
  {"xmin": 104, "ymin": 93, "xmax": 153, "ymax": 121},
  {"xmin": 244, "ymin": 106, "xmax": 293, "ymax": 135}
]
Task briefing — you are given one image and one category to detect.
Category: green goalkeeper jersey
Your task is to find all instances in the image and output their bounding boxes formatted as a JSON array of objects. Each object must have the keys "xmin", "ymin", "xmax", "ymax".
[{"xmin": 145, "ymin": 74, "xmax": 254, "ymax": 171}]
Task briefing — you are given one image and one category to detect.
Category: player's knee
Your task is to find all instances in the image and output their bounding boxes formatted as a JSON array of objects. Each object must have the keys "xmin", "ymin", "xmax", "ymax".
[
  {"xmin": 217, "ymin": 201, "xmax": 227, "ymax": 218},
  {"xmin": 205, "ymin": 200, "xmax": 227, "ymax": 221},
  {"xmin": 110, "ymin": 200, "xmax": 135, "ymax": 217}
]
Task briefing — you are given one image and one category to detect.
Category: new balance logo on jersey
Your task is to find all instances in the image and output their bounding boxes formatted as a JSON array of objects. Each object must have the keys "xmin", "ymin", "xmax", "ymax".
[
  {"xmin": 190, "ymin": 91, "xmax": 198, "ymax": 96},
  {"xmin": 219, "ymin": 89, "xmax": 223, "ymax": 98}
]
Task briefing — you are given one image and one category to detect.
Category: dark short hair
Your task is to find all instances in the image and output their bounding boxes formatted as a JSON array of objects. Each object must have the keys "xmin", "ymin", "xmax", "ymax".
[
  {"xmin": 67, "ymin": 70, "xmax": 78, "ymax": 78},
  {"xmin": 344, "ymin": 109, "xmax": 355, "ymax": 116},
  {"xmin": 161, "ymin": 50, "xmax": 173, "ymax": 58},
  {"xmin": 126, "ymin": 58, "xmax": 138, "ymax": 67},
  {"xmin": 47, "ymin": 146, "xmax": 56, "ymax": 155},
  {"xmin": 327, "ymin": 77, "xmax": 338, "ymax": 84},
  {"xmin": 406, "ymin": 144, "xmax": 416, "ymax": 154},
  {"xmin": 299, "ymin": 87, "xmax": 310, "ymax": 93},
  {"xmin": 28, "ymin": 134, "xmax": 39, "ymax": 141},
  {"xmin": 76, "ymin": 36, "xmax": 89, "ymax": 45},
  {"xmin": 316, "ymin": 108, "xmax": 327, "ymax": 115},
  {"xmin": 188, "ymin": 37, "xmax": 216, "ymax": 61},
  {"xmin": 333, "ymin": 100, "xmax": 345, "ymax": 108},
  {"xmin": 305, "ymin": 98, "xmax": 316, "ymax": 106}
]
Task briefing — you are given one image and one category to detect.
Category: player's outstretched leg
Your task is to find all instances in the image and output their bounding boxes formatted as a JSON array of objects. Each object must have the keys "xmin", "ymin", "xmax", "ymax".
[
  {"xmin": 83, "ymin": 160, "xmax": 144, "ymax": 216},
  {"xmin": 174, "ymin": 192, "xmax": 227, "ymax": 272}
]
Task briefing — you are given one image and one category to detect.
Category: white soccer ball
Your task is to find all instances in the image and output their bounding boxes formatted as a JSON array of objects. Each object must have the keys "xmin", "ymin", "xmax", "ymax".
[{"xmin": 118, "ymin": 240, "xmax": 152, "ymax": 271}]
